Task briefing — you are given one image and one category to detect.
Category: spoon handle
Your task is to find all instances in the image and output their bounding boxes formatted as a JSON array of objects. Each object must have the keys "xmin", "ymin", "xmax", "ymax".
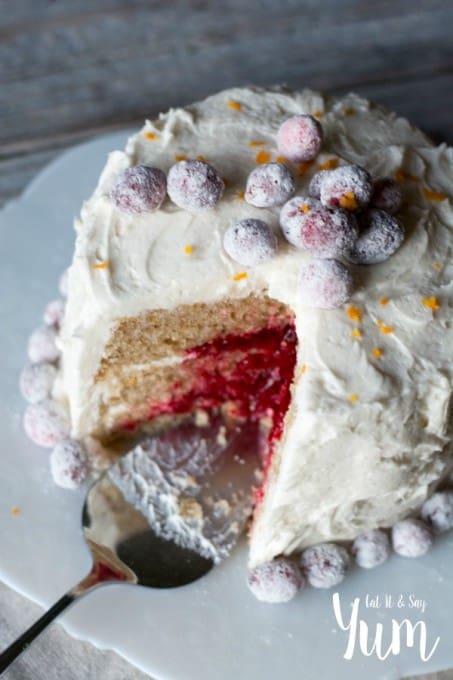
[
  {"xmin": 0, "ymin": 591, "xmax": 77, "ymax": 674},
  {"xmin": 0, "ymin": 558, "xmax": 129, "ymax": 675}
]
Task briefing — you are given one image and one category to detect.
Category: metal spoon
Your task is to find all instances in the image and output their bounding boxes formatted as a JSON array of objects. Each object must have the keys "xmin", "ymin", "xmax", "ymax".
[{"xmin": 0, "ymin": 417, "xmax": 260, "ymax": 674}]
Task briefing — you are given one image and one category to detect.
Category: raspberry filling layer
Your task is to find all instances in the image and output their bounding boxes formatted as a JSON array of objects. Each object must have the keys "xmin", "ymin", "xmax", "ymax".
[{"xmin": 122, "ymin": 322, "xmax": 297, "ymax": 503}]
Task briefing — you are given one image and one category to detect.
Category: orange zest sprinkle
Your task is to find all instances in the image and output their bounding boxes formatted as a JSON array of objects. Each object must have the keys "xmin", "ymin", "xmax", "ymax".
[
  {"xmin": 144, "ymin": 131, "xmax": 159, "ymax": 141},
  {"xmin": 236, "ymin": 190, "xmax": 245, "ymax": 200},
  {"xmin": 319, "ymin": 158, "xmax": 339, "ymax": 171},
  {"xmin": 197, "ymin": 154, "xmax": 206, "ymax": 162},
  {"xmin": 275, "ymin": 155, "xmax": 287, "ymax": 164},
  {"xmin": 422, "ymin": 187, "xmax": 448, "ymax": 202},
  {"xmin": 433, "ymin": 262, "xmax": 442, "ymax": 270},
  {"xmin": 92, "ymin": 260, "xmax": 109, "ymax": 270},
  {"xmin": 379, "ymin": 297, "xmax": 390, "ymax": 306},
  {"xmin": 255, "ymin": 149, "xmax": 271, "ymax": 164},
  {"xmin": 233, "ymin": 272, "xmax": 248, "ymax": 282},
  {"xmin": 422, "ymin": 296, "xmax": 440, "ymax": 311},
  {"xmin": 175, "ymin": 154, "xmax": 187, "ymax": 162},
  {"xmin": 11, "ymin": 506, "xmax": 20, "ymax": 516},
  {"xmin": 297, "ymin": 161, "xmax": 314, "ymax": 177},
  {"xmin": 248, "ymin": 140, "xmax": 266, "ymax": 147},
  {"xmin": 349, "ymin": 393, "xmax": 359, "ymax": 403},
  {"xmin": 347, "ymin": 305, "xmax": 363, "ymax": 323},
  {"xmin": 299, "ymin": 203, "xmax": 310, "ymax": 214},
  {"xmin": 228, "ymin": 100, "xmax": 242, "ymax": 111},
  {"xmin": 184, "ymin": 245, "xmax": 194, "ymax": 255},
  {"xmin": 351, "ymin": 328, "xmax": 362, "ymax": 339},
  {"xmin": 339, "ymin": 191, "xmax": 358, "ymax": 210},
  {"xmin": 378, "ymin": 322, "xmax": 394, "ymax": 334},
  {"xmin": 313, "ymin": 110, "xmax": 323, "ymax": 119},
  {"xmin": 300, "ymin": 364, "xmax": 307, "ymax": 375},
  {"xmin": 344, "ymin": 107, "xmax": 355, "ymax": 116},
  {"xmin": 372, "ymin": 347, "xmax": 383, "ymax": 359},
  {"xmin": 395, "ymin": 168, "xmax": 419, "ymax": 183}
]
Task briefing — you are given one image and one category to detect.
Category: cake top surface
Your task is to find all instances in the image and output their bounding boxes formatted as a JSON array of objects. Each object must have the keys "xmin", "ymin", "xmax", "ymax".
[{"xmin": 61, "ymin": 86, "xmax": 453, "ymax": 565}]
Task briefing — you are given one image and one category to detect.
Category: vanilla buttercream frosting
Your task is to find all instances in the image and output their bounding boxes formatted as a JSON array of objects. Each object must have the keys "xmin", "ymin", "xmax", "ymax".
[{"xmin": 56, "ymin": 86, "xmax": 453, "ymax": 566}]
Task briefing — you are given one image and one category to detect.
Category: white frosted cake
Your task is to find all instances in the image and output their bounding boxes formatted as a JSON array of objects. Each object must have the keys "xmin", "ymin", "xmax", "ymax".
[{"xmin": 53, "ymin": 86, "xmax": 452, "ymax": 568}]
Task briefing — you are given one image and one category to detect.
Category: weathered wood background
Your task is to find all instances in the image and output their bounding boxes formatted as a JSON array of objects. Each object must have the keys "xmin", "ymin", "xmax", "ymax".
[
  {"xmin": 0, "ymin": 0, "xmax": 452, "ymax": 207},
  {"xmin": 0, "ymin": 2, "xmax": 452, "ymax": 679}
]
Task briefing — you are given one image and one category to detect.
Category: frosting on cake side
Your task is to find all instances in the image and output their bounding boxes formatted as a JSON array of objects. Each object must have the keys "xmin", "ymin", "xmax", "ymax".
[{"xmin": 55, "ymin": 86, "xmax": 453, "ymax": 566}]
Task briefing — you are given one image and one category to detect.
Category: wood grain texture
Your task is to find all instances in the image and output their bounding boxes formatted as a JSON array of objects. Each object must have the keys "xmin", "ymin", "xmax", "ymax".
[{"xmin": 0, "ymin": 2, "xmax": 453, "ymax": 678}]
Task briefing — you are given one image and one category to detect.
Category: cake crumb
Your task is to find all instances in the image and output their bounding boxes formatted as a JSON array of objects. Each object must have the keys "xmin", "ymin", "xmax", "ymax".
[
  {"xmin": 11, "ymin": 506, "xmax": 20, "ymax": 516},
  {"xmin": 178, "ymin": 497, "xmax": 204, "ymax": 522}
]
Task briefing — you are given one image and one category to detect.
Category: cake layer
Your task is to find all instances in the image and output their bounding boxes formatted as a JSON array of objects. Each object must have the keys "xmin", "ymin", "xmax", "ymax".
[{"xmin": 57, "ymin": 86, "xmax": 453, "ymax": 567}]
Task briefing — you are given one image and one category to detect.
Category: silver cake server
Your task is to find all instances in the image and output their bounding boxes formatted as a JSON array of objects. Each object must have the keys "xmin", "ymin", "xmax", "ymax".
[{"xmin": 0, "ymin": 417, "xmax": 260, "ymax": 674}]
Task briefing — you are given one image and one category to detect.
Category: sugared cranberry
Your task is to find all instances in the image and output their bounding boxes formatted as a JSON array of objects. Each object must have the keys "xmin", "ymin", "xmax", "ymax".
[
  {"xmin": 245, "ymin": 162, "xmax": 295, "ymax": 208},
  {"xmin": 371, "ymin": 177, "xmax": 403, "ymax": 214},
  {"xmin": 28, "ymin": 326, "xmax": 60, "ymax": 364},
  {"xmin": 23, "ymin": 400, "xmax": 69, "ymax": 448},
  {"xmin": 421, "ymin": 492, "xmax": 453, "ymax": 533},
  {"xmin": 299, "ymin": 258, "xmax": 353, "ymax": 309},
  {"xmin": 167, "ymin": 160, "xmax": 224, "ymax": 210},
  {"xmin": 320, "ymin": 165, "xmax": 372, "ymax": 211},
  {"xmin": 223, "ymin": 219, "xmax": 277, "ymax": 266},
  {"xmin": 346, "ymin": 209, "xmax": 405, "ymax": 264},
  {"xmin": 308, "ymin": 170, "xmax": 329, "ymax": 199},
  {"xmin": 352, "ymin": 529, "xmax": 391, "ymax": 569},
  {"xmin": 58, "ymin": 268, "xmax": 70, "ymax": 297},
  {"xmin": 300, "ymin": 543, "xmax": 350, "ymax": 588},
  {"xmin": 20, "ymin": 362, "xmax": 57, "ymax": 404},
  {"xmin": 280, "ymin": 197, "xmax": 358, "ymax": 258},
  {"xmin": 110, "ymin": 166, "xmax": 167, "ymax": 214},
  {"xmin": 247, "ymin": 557, "xmax": 305, "ymax": 603},
  {"xmin": 277, "ymin": 115, "xmax": 323, "ymax": 163},
  {"xmin": 43, "ymin": 299, "xmax": 65, "ymax": 329},
  {"xmin": 50, "ymin": 439, "xmax": 88, "ymax": 489},
  {"xmin": 392, "ymin": 518, "xmax": 434, "ymax": 558}
]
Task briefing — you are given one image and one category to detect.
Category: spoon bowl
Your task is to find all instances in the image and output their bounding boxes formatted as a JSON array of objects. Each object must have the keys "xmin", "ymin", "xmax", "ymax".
[{"xmin": 0, "ymin": 417, "xmax": 260, "ymax": 674}]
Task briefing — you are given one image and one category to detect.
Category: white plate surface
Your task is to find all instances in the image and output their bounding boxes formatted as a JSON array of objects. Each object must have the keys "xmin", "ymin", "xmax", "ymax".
[{"xmin": 0, "ymin": 133, "xmax": 452, "ymax": 680}]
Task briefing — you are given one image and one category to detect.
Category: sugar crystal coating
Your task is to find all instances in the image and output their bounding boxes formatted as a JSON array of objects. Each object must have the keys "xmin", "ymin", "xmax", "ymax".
[
  {"xmin": 223, "ymin": 218, "xmax": 277, "ymax": 266},
  {"xmin": 392, "ymin": 518, "xmax": 434, "ymax": 558},
  {"xmin": 352, "ymin": 529, "xmax": 391, "ymax": 569},
  {"xmin": 110, "ymin": 165, "xmax": 167, "ymax": 214},
  {"xmin": 280, "ymin": 196, "xmax": 358, "ymax": 258},
  {"xmin": 23, "ymin": 399, "xmax": 69, "ymax": 448},
  {"xmin": 50, "ymin": 439, "xmax": 89, "ymax": 489},
  {"xmin": 43, "ymin": 299, "xmax": 65, "ymax": 329},
  {"xmin": 28, "ymin": 326, "xmax": 60, "ymax": 364},
  {"xmin": 300, "ymin": 543, "xmax": 350, "ymax": 588},
  {"xmin": 167, "ymin": 160, "xmax": 225, "ymax": 210},
  {"xmin": 299, "ymin": 258, "xmax": 353, "ymax": 309},
  {"xmin": 371, "ymin": 177, "xmax": 403, "ymax": 214},
  {"xmin": 245, "ymin": 162, "xmax": 295, "ymax": 208},
  {"xmin": 421, "ymin": 491, "xmax": 453, "ymax": 532},
  {"xmin": 320, "ymin": 164, "xmax": 372, "ymax": 211},
  {"xmin": 20, "ymin": 362, "xmax": 57, "ymax": 404},
  {"xmin": 308, "ymin": 170, "xmax": 329, "ymax": 199},
  {"xmin": 346, "ymin": 209, "xmax": 405, "ymax": 264},
  {"xmin": 247, "ymin": 557, "xmax": 305, "ymax": 603},
  {"xmin": 277, "ymin": 115, "xmax": 323, "ymax": 163}
]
